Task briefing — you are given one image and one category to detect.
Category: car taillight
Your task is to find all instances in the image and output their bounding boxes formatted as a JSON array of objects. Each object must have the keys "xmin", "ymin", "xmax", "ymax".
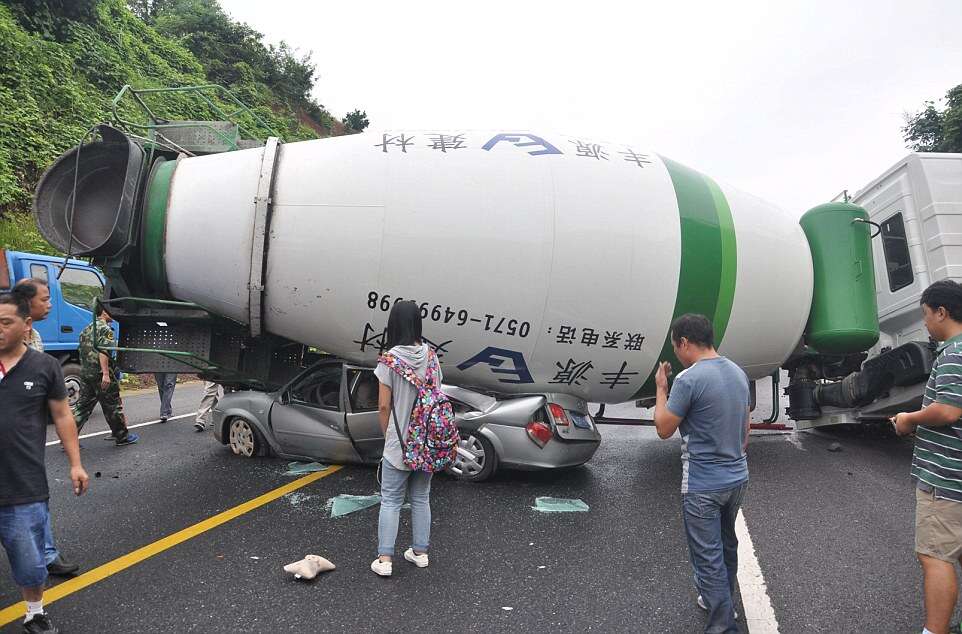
[
  {"xmin": 526, "ymin": 422, "xmax": 553, "ymax": 448},
  {"xmin": 548, "ymin": 403, "xmax": 570, "ymax": 426}
]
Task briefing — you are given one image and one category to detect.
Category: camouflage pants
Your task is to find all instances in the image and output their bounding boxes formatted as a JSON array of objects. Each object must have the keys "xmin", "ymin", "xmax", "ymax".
[{"xmin": 72, "ymin": 374, "xmax": 128, "ymax": 437}]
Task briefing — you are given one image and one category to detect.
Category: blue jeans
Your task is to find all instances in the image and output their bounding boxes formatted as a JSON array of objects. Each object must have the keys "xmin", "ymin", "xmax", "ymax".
[
  {"xmin": 682, "ymin": 481, "xmax": 748, "ymax": 634},
  {"xmin": 42, "ymin": 506, "xmax": 59, "ymax": 565},
  {"xmin": 377, "ymin": 460, "xmax": 432, "ymax": 557},
  {"xmin": 0, "ymin": 501, "xmax": 49, "ymax": 588}
]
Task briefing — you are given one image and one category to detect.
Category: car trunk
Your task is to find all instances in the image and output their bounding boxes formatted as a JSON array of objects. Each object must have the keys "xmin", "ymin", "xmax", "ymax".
[{"xmin": 545, "ymin": 395, "xmax": 600, "ymax": 442}]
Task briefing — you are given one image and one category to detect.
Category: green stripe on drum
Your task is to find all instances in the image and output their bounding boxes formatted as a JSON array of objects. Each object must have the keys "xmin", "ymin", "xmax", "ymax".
[
  {"xmin": 142, "ymin": 158, "xmax": 175, "ymax": 296},
  {"xmin": 706, "ymin": 178, "xmax": 737, "ymax": 344},
  {"xmin": 633, "ymin": 157, "xmax": 738, "ymax": 399}
]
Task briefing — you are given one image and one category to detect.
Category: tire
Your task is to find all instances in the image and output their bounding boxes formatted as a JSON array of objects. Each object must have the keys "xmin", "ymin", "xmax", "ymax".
[
  {"xmin": 447, "ymin": 431, "xmax": 498, "ymax": 482},
  {"xmin": 61, "ymin": 363, "xmax": 83, "ymax": 410},
  {"xmin": 227, "ymin": 417, "xmax": 266, "ymax": 458}
]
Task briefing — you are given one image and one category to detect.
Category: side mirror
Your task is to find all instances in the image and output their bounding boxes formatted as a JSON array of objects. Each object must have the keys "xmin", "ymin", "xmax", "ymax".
[{"xmin": 279, "ymin": 391, "xmax": 290, "ymax": 405}]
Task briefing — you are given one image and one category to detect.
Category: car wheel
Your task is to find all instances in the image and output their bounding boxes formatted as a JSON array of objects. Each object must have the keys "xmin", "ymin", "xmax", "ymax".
[
  {"xmin": 62, "ymin": 363, "xmax": 83, "ymax": 410},
  {"xmin": 447, "ymin": 431, "xmax": 497, "ymax": 482},
  {"xmin": 228, "ymin": 417, "xmax": 265, "ymax": 458}
]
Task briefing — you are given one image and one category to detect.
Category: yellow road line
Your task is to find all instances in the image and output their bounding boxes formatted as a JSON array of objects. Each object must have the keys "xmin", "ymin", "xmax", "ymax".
[{"xmin": 0, "ymin": 465, "xmax": 343, "ymax": 627}]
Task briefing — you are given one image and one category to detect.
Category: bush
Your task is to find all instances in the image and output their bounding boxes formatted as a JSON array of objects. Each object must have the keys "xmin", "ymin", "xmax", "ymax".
[{"xmin": 0, "ymin": 212, "xmax": 62, "ymax": 255}]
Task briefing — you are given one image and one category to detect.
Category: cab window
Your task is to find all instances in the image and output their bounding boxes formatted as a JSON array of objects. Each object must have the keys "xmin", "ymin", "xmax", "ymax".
[
  {"xmin": 289, "ymin": 364, "xmax": 342, "ymax": 409},
  {"xmin": 30, "ymin": 264, "xmax": 48, "ymax": 281},
  {"xmin": 880, "ymin": 213, "xmax": 913, "ymax": 292}
]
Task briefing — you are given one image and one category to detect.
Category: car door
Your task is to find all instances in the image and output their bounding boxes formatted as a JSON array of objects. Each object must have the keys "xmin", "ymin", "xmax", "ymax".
[
  {"xmin": 269, "ymin": 361, "xmax": 351, "ymax": 459},
  {"xmin": 344, "ymin": 366, "xmax": 384, "ymax": 461},
  {"xmin": 23, "ymin": 262, "xmax": 61, "ymax": 348}
]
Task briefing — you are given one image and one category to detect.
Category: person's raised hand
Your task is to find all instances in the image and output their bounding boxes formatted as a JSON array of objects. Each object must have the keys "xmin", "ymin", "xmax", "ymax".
[{"xmin": 655, "ymin": 361, "xmax": 672, "ymax": 391}]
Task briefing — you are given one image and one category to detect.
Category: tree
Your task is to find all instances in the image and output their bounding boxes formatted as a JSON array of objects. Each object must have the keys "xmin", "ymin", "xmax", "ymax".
[
  {"xmin": 146, "ymin": 0, "xmax": 329, "ymax": 124},
  {"xmin": 126, "ymin": 0, "xmax": 176, "ymax": 23},
  {"xmin": 343, "ymin": 109, "xmax": 370, "ymax": 133},
  {"xmin": 903, "ymin": 83, "xmax": 962, "ymax": 153},
  {"xmin": 9, "ymin": 0, "xmax": 103, "ymax": 40}
]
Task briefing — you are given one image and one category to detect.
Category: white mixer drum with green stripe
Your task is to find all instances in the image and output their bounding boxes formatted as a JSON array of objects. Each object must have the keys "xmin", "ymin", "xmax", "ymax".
[{"xmin": 52, "ymin": 129, "xmax": 816, "ymax": 403}]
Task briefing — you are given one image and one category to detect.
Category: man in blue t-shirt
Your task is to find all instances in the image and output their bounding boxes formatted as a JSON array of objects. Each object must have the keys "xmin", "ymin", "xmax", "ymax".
[{"xmin": 654, "ymin": 313, "xmax": 751, "ymax": 634}]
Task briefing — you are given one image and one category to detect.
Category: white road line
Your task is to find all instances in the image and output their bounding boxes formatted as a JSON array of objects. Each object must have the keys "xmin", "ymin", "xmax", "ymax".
[
  {"xmin": 737, "ymin": 509, "xmax": 780, "ymax": 633},
  {"xmin": 785, "ymin": 433, "xmax": 808, "ymax": 452},
  {"xmin": 46, "ymin": 411, "xmax": 198, "ymax": 447}
]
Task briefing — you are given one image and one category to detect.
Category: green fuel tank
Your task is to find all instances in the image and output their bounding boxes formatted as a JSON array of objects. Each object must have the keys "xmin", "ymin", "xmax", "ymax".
[{"xmin": 800, "ymin": 202, "xmax": 880, "ymax": 354}]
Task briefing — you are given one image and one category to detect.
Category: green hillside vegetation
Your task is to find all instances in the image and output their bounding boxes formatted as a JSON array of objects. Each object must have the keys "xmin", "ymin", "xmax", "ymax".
[{"xmin": 0, "ymin": 0, "xmax": 367, "ymax": 255}]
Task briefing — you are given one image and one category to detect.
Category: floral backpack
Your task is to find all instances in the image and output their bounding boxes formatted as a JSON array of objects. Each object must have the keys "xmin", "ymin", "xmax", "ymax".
[{"xmin": 379, "ymin": 348, "xmax": 460, "ymax": 472}]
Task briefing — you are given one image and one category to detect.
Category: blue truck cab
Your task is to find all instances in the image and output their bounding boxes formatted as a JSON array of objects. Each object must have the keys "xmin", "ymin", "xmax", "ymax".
[{"xmin": 1, "ymin": 249, "xmax": 115, "ymax": 405}]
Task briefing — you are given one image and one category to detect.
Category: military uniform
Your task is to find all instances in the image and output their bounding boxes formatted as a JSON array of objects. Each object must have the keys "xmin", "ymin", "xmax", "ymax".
[
  {"xmin": 72, "ymin": 319, "xmax": 129, "ymax": 439},
  {"xmin": 26, "ymin": 327, "xmax": 43, "ymax": 352}
]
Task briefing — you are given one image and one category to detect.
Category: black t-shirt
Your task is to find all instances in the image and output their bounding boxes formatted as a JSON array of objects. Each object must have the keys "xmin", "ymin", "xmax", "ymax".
[{"xmin": 0, "ymin": 347, "xmax": 67, "ymax": 507}]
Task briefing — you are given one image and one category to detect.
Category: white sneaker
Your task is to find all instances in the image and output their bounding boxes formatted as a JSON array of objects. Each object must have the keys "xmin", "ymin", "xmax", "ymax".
[
  {"xmin": 404, "ymin": 548, "xmax": 429, "ymax": 568},
  {"xmin": 370, "ymin": 558, "xmax": 392, "ymax": 577},
  {"xmin": 697, "ymin": 595, "xmax": 738, "ymax": 619}
]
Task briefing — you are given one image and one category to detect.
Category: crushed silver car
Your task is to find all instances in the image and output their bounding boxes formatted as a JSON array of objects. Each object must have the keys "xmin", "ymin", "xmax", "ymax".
[{"xmin": 211, "ymin": 357, "xmax": 601, "ymax": 482}]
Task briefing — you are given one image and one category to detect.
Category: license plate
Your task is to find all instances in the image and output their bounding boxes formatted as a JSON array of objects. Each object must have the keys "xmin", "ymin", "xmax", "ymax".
[{"xmin": 569, "ymin": 412, "xmax": 592, "ymax": 429}]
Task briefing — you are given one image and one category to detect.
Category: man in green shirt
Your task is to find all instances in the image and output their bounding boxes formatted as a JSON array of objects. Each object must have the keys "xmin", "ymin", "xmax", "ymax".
[
  {"xmin": 73, "ymin": 304, "xmax": 138, "ymax": 446},
  {"xmin": 894, "ymin": 280, "xmax": 962, "ymax": 634}
]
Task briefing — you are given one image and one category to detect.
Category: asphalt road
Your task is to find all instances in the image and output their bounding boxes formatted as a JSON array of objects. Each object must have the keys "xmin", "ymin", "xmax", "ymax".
[{"xmin": 0, "ymin": 381, "xmax": 946, "ymax": 633}]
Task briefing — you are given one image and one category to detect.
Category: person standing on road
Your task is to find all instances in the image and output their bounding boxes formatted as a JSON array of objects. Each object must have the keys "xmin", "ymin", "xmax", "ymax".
[
  {"xmin": 72, "ymin": 303, "xmax": 139, "ymax": 446},
  {"xmin": 14, "ymin": 279, "xmax": 81, "ymax": 578},
  {"xmin": 194, "ymin": 380, "xmax": 223, "ymax": 432},
  {"xmin": 893, "ymin": 280, "xmax": 962, "ymax": 634},
  {"xmin": 153, "ymin": 372, "xmax": 177, "ymax": 424},
  {"xmin": 0, "ymin": 286, "xmax": 90, "ymax": 634},
  {"xmin": 14, "ymin": 278, "xmax": 48, "ymax": 354},
  {"xmin": 371, "ymin": 301, "xmax": 435, "ymax": 577},
  {"xmin": 653, "ymin": 313, "xmax": 751, "ymax": 634}
]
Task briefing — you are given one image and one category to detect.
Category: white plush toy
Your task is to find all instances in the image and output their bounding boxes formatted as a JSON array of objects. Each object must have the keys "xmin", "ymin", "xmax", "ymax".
[{"xmin": 283, "ymin": 555, "xmax": 336, "ymax": 580}]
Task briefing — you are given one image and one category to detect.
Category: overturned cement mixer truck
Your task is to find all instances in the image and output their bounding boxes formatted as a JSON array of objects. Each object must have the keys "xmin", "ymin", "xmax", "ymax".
[{"xmin": 30, "ymin": 123, "xmax": 962, "ymax": 429}]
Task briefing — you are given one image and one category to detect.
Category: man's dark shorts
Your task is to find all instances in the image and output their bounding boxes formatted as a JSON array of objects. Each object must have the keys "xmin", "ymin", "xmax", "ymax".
[{"xmin": 0, "ymin": 501, "xmax": 49, "ymax": 588}]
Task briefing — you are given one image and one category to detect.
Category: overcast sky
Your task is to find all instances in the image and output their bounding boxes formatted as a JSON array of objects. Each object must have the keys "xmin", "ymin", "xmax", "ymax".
[{"xmin": 219, "ymin": 0, "xmax": 961, "ymax": 215}]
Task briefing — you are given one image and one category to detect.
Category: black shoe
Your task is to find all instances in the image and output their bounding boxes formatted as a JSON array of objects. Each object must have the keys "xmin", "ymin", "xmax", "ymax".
[
  {"xmin": 46, "ymin": 555, "xmax": 80, "ymax": 577},
  {"xmin": 193, "ymin": 421, "xmax": 206, "ymax": 432},
  {"xmin": 160, "ymin": 416, "xmax": 168, "ymax": 424},
  {"xmin": 23, "ymin": 612, "xmax": 59, "ymax": 633}
]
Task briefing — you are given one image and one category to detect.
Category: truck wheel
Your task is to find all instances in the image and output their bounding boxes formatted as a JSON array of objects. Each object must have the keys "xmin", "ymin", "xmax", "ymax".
[
  {"xmin": 62, "ymin": 363, "xmax": 83, "ymax": 410},
  {"xmin": 227, "ymin": 417, "xmax": 266, "ymax": 458},
  {"xmin": 447, "ymin": 432, "xmax": 497, "ymax": 482}
]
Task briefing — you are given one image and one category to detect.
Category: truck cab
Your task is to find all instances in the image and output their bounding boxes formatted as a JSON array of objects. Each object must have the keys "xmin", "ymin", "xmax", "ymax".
[
  {"xmin": 786, "ymin": 153, "xmax": 962, "ymax": 428},
  {"xmin": 1, "ymin": 249, "xmax": 112, "ymax": 405}
]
